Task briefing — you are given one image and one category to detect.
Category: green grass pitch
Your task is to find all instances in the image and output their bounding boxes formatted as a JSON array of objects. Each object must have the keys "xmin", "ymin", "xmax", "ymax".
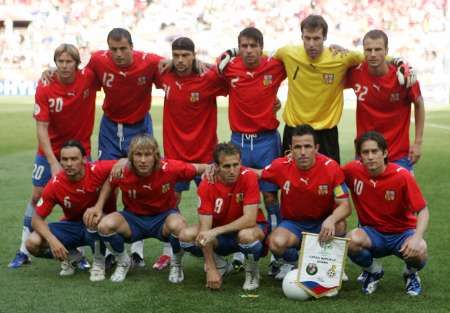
[{"xmin": 0, "ymin": 96, "xmax": 449, "ymax": 313}]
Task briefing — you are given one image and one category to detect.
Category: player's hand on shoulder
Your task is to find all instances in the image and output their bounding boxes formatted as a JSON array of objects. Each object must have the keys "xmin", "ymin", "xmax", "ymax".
[
  {"xmin": 328, "ymin": 44, "xmax": 349, "ymax": 56},
  {"xmin": 111, "ymin": 158, "xmax": 129, "ymax": 179},
  {"xmin": 40, "ymin": 68, "xmax": 57, "ymax": 85},
  {"xmin": 206, "ymin": 267, "xmax": 222, "ymax": 290},
  {"xmin": 393, "ymin": 57, "xmax": 417, "ymax": 88},
  {"xmin": 202, "ymin": 163, "xmax": 218, "ymax": 184},
  {"xmin": 195, "ymin": 59, "xmax": 212, "ymax": 75},
  {"xmin": 158, "ymin": 59, "xmax": 172, "ymax": 74},
  {"xmin": 217, "ymin": 48, "xmax": 238, "ymax": 74},
  {"xmin": 50, "ymin": 162, "xmax": 62, "ymax": 177}
]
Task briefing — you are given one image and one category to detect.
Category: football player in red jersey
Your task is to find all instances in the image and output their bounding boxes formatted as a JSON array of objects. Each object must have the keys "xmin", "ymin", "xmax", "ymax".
[
  {"xmin": 252, "ymin": 124, "xmax": 350, "ymax": 280},
  {"xmin": 343, "ymin": 131, "xmax": 428, "ymax": 296},
  {"xmin": 178, "ymin": 143, "xmax": 267, "ymax": 291},
  {"xmin": 84, "ymin": 134, "xmax": 208, "ymax": 283},
  {"xmin": 346, "ymin": 30, "xmax": 425, "ymax": 171},
  {"xmin": 9, "ymin": 44, "xmax": 98, "ymax": 269},
  {"xmin": 25, "ymin": 141, "xmax": 118, "ymax": 281}
]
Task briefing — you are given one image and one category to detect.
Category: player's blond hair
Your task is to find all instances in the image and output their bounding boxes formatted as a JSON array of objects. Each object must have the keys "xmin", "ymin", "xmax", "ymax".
[
  {"xmin": 128, "ymin": 134, "xmax": 161, "ymax": 173},
  {"xmin": 54, "ymin": 43, "xmax": 81, "ymax": 68}
]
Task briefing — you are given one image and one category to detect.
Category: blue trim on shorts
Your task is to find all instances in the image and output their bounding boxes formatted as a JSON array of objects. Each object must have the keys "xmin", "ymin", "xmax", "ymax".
[
  {"xmin": 48, "ymin": 221, "xmax": 93, "ymax": 250},
  {"xmin": 362, "ymin": 226, "xmax": 416, "ymax": 259},
  {"xmin": 119, "ymin": 208, "xmax": 179, "ymax": 243},
  {"xmin": 98, "ymin": 113, "xmax": 153, "ymax": 160},
  {"xmin": 278, "ymin": 219, "xmax": 323, "ymax": 243},
  {"xmin": 393, "ymin": 156, "xmax": 413, "ymax": 172},
  {"xmin": 214, "ymin": 223, "xmax": 267, "ymax": 256},
  {"xmin": 175, "ymin": 175, "xmax": 202, "ymax": 193},
  {"xmin": 231, "ymin": 130, "xmax": 280, "ymax": 192}
]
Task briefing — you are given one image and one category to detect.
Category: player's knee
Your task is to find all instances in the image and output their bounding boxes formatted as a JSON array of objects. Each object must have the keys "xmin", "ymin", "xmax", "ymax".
[
  {"xmin": 347, "ymin": 229, "xmax": 367, "ymax": 253},
  {"xmin": 165, "ymin": 214, "xmax": 186, "ymax": 235},
  {"xmin": 25, "ymin": 233, "xmax": 42, "ymax": 255},
  {"xmin": 97, "ymin": 216, "xmax": 117, "ymax": 235},
  {"xmin": 335, "ymin": 220, "xmax": 347, "ymax": 236},
  {"xmin": 268, "ymin": 233, "xmax": 288, "ymax": 254},
  {"xmin": 179, "ymin": 227, "xmax": 198, "ymax": 243},
  {"xmin": 237, "ymin": 228, "xmax": 258, "ymax": 244}
]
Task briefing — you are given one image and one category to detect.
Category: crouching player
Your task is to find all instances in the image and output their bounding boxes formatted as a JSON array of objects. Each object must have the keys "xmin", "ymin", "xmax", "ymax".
[
  {"xmin": 252, "ymin": 124, "xmax": 351, "ymax": 280},
  {"xmin": 179, "ymin": 143, "xmax": 267, "ymax": 291},
  {"xmin": 343, "ymin": 131, "xmax": 428, "ymax": 296},
  {"xmin": 25, "ymin": 141, "xmax": 118, "ymax": 280},
  {"xmin": 84, "ymin": 134, "xmax": 208, "ymax": 283}
]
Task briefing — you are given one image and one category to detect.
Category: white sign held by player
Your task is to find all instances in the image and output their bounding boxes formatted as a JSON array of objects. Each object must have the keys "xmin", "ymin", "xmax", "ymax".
[{"xmin": 296, "ymin": 232, "xmax": 349, "ymax": 298}]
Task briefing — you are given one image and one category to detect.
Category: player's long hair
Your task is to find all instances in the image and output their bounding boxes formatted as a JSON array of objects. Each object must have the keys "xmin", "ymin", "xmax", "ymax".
[
  {"xmin": 54, "ymin": 43, "xmax": 81, "ymax": 68},
  {"xmin": 128, "ymin": 134, "xmax": 161, "ymax": 173}
]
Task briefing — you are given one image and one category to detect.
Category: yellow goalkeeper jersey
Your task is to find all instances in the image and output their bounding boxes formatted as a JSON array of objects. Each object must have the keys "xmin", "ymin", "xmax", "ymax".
[{"xmin": 275, "ymin": 45, "xmax": 363, "ymax": 129}]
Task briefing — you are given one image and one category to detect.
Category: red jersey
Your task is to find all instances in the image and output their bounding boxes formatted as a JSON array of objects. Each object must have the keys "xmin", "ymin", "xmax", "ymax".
[
  {"xmin": 87, "ymin": 50, "xmax": 163, "ymax": 124},
  {"xmin": 34, "ymin": 68, "xmax": 98, "ymax": 158},
  {"xmin": 110, "ymin": 159, "xmax": 197, "ymax": 215},
  {"xmin": 156, "ymin": 68, "xmax": 227, "ymax": 163},
  {"xmin": 35, "ymin": 160, "xmax": 116, "ymax": 221},
  {"xmin": 342, "ymin": 160, "xmax": 426, "ymax": 233},
  {"xmin": 347, "ymin": 62, "xmax": 422, "ymax": 161},
  {"xmin": 261, "ymin": 154, "xmax": 348, "ymax": 221},
  {"xmin": 222, "ymin": 56, "xmax": 286, "ymax": 133},
  {"xmin": 197, "ymin": 167, "xmax": 265, "ymax": 228}
]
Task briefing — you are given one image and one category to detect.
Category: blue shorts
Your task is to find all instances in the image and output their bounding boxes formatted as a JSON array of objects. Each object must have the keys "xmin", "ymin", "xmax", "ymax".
[
  {"xmin": 120, "ymin": 208, "xmax": 178, "ymax": 243},
  {"xmin": 98, "ymin": 113, "xmax": 153, "ymax": 160},
  {"xmin": 48, "ymin": 221, "xmax": 93, "ymax": 250},
  {"xmin": 214, "ymin": 223, "xmax": 267, "ymax": 256},
  {"xmin": 231, "ymin": 130, "xmax": 281, "ymax": 192},
  {"xmin": 393, "ymin": 156, "xmax": 413, "ymax": 172},
  {"xmin": 175, "ymin": 175, "xmax": 202, "ymax": 193},
  {"xmin": 32, "ymin": 154, "xmax": 52, "ymax": 187},
  {"xmin": 278, "ymin": 219, "xmax": 323, "ymax": 243},
  {"xmin": 362, "ymin": 226, "xmax": 415, "ymax": 259}
]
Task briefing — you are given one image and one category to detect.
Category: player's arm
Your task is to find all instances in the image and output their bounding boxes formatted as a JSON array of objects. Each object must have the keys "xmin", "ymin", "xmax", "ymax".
[
  {"xmin": 196, "ymin": 214, "xmax": 222, "ymax": 290},
  {"xmin": 248, "ymin": 168, "xmax": 263, "ymax": 179},
  {"xmin": 31, "ymin": 211, "xmax": 68, "ymax": 261},
  {"xmin": 410, "ymin": 95, "xmax": 425, "ymax": 164},
  {"xmin": 399, "ymin": 206, "xmax": 429, "ymax": 259},
  {"xmin": 192, "ymin": 163, "xmax": 209, "ymax": 176},
  {"xmin": 36, "ymin": 121, "xmax": 61, "ymax": 176},
  {"xmin": 197, "ymin": 204, "xmax": 258, "ymax": 245},
  {"xmin": 319, "ymin": 196, "xmax": 351, "ymax": 244},
  {"xmin": 83, "ymin": 179, "xmax": 113, "ymax": 229}
]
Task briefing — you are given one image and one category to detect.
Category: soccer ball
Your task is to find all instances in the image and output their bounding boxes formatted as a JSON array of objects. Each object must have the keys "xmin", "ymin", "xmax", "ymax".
[{"xmin": 282, "ymin": 269, "xmax": 311, "ymax": 301}]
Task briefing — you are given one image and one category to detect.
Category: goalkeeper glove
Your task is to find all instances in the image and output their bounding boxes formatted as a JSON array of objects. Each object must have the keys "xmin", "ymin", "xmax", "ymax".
[
  {"xmin": 393, "ymin": 57, "xmax": 417, "ymax": 88},
  {"xmin": 217, "ymin": 48, "xmax": 238, "ymax": 74}
]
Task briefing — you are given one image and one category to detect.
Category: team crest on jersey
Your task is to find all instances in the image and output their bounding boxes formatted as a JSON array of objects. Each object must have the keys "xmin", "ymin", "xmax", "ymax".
[
  {"xmin": 323, "ymin": 73, "xmax": 334, "ymax": 84},
  {"xmin": 385, "ymin": 190, "xmax": 396, "ymax": 201},
  {"xmin": 263, "ymin": 75, "xmax": 273, "ymax": 86},
  {"xmin": 318, "ymin": 184, "xmax": 329, "ymax": 195},
  {"xmin": 236, "ymin": 193, "xmax": 244, "ymax": 203},
  {"xmin": 390, "ymin": 93, "xmax": 400, "ymax": 102},
  {"xmin": 137, "ymin": 76, "xmax": 147, "ymax": 86},
  {"xmin": 162, "ymin": 183, "xmax": 170, "ymax": 193},
  {"xmin": 83, "ymin": 89, "xmax": 90, "ymax": 99},
  {"xmin": 190, "ymin": 92, "xmax": 200, "ymax": 102}
]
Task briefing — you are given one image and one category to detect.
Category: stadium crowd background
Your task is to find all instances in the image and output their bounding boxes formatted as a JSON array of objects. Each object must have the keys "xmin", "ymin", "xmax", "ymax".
[{"xmin": 0, "ymin": 0, "xmax": 449, "ymax": 106}]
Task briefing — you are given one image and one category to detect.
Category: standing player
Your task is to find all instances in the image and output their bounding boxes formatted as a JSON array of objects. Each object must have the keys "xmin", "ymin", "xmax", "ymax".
[
  {"xmin": 343, "ymin": 131, "xmax": 428, "ymax": 296},
  {"xmin": 178, "ymin": 143, "xmax": 267, "ymax": 291},
  {"xmin": 87, "ymin": 28, "xmax": 164, "ymax": 266},
  {"xmin": 220, "ymin": 27, "xmax": 286, "ymax": 272},
  {"xmin": 25, "ymin": 141, "xmax": 117, "ymax": 281},
  {"xmin": 346, "ymin": 30, "xmax": 425, "ymax": 171},
  {"xmin": 274, "ymin": 15, "xmax": 415, "ymax": 163},
  {"xmin": 154, "ymin": 37, "xmax": 227, "ymax": 268},
  {"xmin": 84, "ymin": 134, "xmax": 208, "ymax": 282},
  {"xmin": 9, "ymin": 44, "xmax": 98, "ymax": 268},
  {"xmin": 251, "ymin": 124, "xmax": 351, "ymax": 279}
]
